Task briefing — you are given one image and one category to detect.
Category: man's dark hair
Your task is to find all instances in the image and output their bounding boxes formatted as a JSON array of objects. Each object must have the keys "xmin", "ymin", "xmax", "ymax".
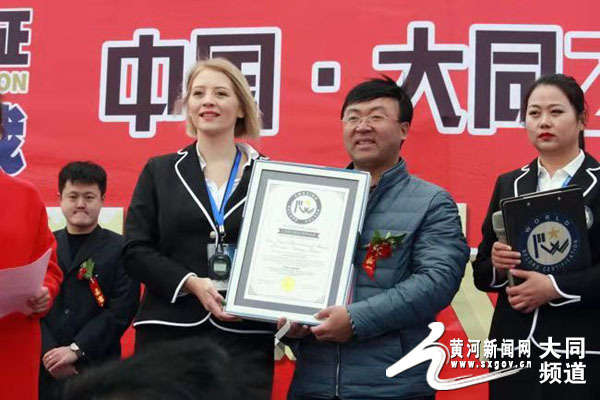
[
  {"xmin": 340, "ymin": 75, "xmax": 414, "ymax": 124},
  {"xmin": 59, "ymin": 161, "xmax": 107, "ymax": 196},
  {"xmin": 63, "ymin": 338, "xmax": 271, "ymax": 400}
]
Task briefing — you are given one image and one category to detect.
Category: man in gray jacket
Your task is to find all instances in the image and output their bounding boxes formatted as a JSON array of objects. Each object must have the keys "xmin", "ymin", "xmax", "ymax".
[{"xmin": 284, "ymin": 77, "xmax": 469, "ymax": 399}]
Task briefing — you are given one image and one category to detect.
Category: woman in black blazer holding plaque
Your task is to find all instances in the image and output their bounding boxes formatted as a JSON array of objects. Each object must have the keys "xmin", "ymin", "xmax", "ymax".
[
  {"xmin": 473, "ymin": 74, "xmax": 600, "ymax": 400},
  {"xmin": 123, "ymin": 58, "xmax": 274, "ymax": 396}
]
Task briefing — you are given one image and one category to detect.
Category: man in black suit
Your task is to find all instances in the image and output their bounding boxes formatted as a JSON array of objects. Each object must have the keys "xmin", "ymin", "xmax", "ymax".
[{"xmin": 39, "ymin": 161, "xmax": 139, "ymax": 400}]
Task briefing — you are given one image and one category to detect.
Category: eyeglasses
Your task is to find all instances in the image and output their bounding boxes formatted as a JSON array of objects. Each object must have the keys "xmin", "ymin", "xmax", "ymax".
[{"xmin": 341, "ymin": 114, "xmax": 400, "ymax": 128}]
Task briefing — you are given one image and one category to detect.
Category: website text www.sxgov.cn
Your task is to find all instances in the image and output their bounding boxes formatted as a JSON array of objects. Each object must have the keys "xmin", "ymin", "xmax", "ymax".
[{"xmin": 450, "ymin": 360, "xmax": 532, "ymax": 370}]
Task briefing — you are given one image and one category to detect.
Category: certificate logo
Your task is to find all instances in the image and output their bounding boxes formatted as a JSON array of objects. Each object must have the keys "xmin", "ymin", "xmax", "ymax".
[
  {"xmin": 520, "ymin": 212, "xmax": 580, "ymax": 273},
  {"xmin": 286, "ymin": 191, "xmax": 321, "ymax": 224}
]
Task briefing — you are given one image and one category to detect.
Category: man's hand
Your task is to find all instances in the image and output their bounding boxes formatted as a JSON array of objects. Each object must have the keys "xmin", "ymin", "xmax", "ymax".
[
  {"xmin": 43, "ymin": 346, "xmax": 78, "ymax": 374},
  {"xmin": 311, "ymin": 306, "xmax": 354, "ymax": 343},
  {"xmin": 28, "ymin": 286, "xmax": 50, "ymax": 314},
  {"xmin": 505, "ymin": 269, "xmax": 560, "ymax": 313},
  {"xmin": 277, "ymin": 317, "xmax": 311, "ymax": 339},
  {"xmin": 48, "ymin": 363, "xmax": 78, "ymax": 380},
  {"xmin": 184, "ymin": 276, "xmax": 240, "ymax": 322}
]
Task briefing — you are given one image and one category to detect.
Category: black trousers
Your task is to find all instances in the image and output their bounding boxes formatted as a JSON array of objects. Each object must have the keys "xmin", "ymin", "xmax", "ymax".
[{"xmin": 38, "ymin": 366, "xmax": 64, "ymax": 400}]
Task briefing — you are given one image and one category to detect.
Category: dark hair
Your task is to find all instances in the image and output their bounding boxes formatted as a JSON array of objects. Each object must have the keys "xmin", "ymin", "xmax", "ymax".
[
  {"xmin": 340, "ymin": 75, "xmax": 414, "ymax": 124},
  {"xmin": 520, "ymin": 74, "xmax": 587, "ymax": 150},
  {"xmin": 59, "ymin": 161, "xmax": 107, "ymax": 196},
  {"xmin": 63, "ymin": 338, "xmax": 271, "ymax": 400}
]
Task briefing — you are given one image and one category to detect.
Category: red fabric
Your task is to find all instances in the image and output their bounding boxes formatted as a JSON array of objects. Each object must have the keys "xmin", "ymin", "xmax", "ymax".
[
  {"xmin": 272, "ymin": 358, "xmax": 295, "ymax": 400},
  {"xmin": 0, "ymin": 172, "xmax": 63, "ymax": 400}
]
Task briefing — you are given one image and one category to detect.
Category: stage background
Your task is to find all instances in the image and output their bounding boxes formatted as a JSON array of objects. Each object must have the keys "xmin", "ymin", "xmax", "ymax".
[{"xmin": 3, "ymin": 1, "xmax": 600, "ymax": 398}]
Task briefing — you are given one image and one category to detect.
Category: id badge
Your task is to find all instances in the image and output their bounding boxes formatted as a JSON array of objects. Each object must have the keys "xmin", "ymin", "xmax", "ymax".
[{"xmin": 207, "ymin": 243, "xmax": 236, "ymax": 291}]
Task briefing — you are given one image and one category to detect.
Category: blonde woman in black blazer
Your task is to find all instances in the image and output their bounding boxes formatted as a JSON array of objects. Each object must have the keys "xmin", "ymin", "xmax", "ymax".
[
  {"xmin": 123, "ymin": 58, "xmax": 274, "ymax": 396},
  {"xmin": 473, "ymin": 74, "xmax": 600, "ymax": 399}
]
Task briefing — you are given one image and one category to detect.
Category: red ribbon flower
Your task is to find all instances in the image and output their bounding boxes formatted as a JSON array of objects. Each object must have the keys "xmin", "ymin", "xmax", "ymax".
[
  {"xmin": 78, "ymin": 259, "xmax": 105, "ymax": 307},
  {"xmin": 362, "ymin": 231, "xmax": 405, "ymax": 280}
]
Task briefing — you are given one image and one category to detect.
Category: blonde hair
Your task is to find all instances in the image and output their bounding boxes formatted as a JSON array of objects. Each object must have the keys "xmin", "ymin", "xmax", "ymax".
[{"xmin": 180, "ymin": 58, "xmax": 262, "ymax": 139}]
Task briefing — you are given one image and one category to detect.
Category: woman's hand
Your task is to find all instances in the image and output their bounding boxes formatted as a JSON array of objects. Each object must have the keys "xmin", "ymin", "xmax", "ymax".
[
  {"xmin": 28, "ymin": 286, "xmax": 50, "ymax": 314},
  {"xmin": 184, "ymin": 276, "xmax": 240, "ymax": 322},
  {"xmin": 491, "ymin": 241, "xmax": 521, "ymax": 270},
  {"xmin": 491, "ymin": 241, "xmax": 520, "ymax": 281},
  {"xmin": 505, "ymin": 269, "xmax": 560, "ymax": 313},
  {"xmin": 277, "ymin": 317, "xmax": 311, "ymax": 339}
]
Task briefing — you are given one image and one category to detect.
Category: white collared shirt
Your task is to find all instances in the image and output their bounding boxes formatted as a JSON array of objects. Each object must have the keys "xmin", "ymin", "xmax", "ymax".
[
  {"xmin": 196, "ymin": 142, "xmax": 259, "ymax": 209},
  {"xmin": 537, "ymin": 150, "xmax": 585, "ymax": 192}
]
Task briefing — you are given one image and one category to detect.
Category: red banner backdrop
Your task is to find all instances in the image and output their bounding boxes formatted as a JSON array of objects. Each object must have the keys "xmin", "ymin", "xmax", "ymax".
[{"xmin": 3, "ymin": 1, "xmax": 600, "ymax": 398}]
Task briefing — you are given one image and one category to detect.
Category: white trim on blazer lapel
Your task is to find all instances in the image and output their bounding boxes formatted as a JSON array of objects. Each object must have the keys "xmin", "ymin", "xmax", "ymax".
[
  {"xmin": 513, "ymin": 164, "xmax": 531, "ymax": 197},
  {"xmin": 174, "ymin": 148, "xmax": 218, "ymax": 236},
  {"xmin": 583, "ymin": 166, "xmax": 600, "ymax": 197},
  {"xmin": 224, "ymin": 198, "xmax": 245, "ymax": 220}
]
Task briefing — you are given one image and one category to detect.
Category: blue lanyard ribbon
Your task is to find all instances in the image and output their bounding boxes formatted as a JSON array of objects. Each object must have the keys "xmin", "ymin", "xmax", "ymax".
[{"xmin": 207, "ymin": 148, "xmax": 241, "ymax": 236}]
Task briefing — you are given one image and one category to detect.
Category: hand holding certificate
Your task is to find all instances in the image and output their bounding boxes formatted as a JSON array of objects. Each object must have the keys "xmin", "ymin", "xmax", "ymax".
[
  {"xmin": 0, "ymin": 248, "xmax": 51, "ymax": 318},
  {"xmin": 225, "ymin": 161, "xmax": 370, "ymax": 325}
]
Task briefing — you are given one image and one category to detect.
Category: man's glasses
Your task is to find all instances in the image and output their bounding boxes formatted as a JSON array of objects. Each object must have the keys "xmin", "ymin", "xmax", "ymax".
[{"xmin": 341, "ymin": 114, "xmax": 401, "ymax": 128}]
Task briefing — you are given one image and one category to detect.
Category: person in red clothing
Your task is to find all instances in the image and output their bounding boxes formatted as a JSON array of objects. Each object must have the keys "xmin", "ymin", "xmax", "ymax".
[{"xmin": 0, "ymin": 99, "xmax": 63, "ymax": 400}]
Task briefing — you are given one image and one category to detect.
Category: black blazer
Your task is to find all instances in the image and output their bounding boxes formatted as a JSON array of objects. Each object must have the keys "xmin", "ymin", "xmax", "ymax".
[
  {"xmin": 473, "ymin": 152, "xmax": 600, "ymax": 353},
  {"xmin": 123, "ymin": 142, "xmax": 273, "ymax": 333},
  {"xmin": 41, "ymin": 226, "xmax": 139, "ymax": 362}
]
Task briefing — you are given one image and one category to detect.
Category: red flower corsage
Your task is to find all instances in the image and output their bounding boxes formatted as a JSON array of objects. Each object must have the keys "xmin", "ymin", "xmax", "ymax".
[
  {"xmin": 362, "ymin": 230, "xmax": 405, "ymax": 280},
  {"xmin": 78, "ymin": 259, "xmax": 105, "ymax": 307}
]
